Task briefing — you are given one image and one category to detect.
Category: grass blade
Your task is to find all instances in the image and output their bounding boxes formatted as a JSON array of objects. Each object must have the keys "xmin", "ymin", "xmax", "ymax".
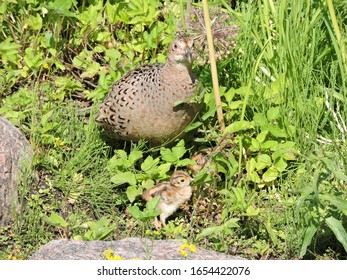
[
  {"xmin": 325, "ymin": 216, "xmax": 347, "ymax": 253},
  {"xmin": 299, "ymin": 222, "xmax": 318, "ymax": 258}
]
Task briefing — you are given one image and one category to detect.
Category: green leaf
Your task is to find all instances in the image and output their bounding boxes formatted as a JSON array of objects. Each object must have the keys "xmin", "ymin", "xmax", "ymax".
[
  {"xmin": 224, "ymin": 120, "xmax": 254, "ymax": 134},
  {"xmin": 256, "ymin": 130, "xmax": 269, "ymax": 143},
  {"xmin": 299, "ymin": 222, "xmax": 318, "ymax": 258},
  {"xmin": 141, "ymin": 156, "xmax": 160, "ymax": 172},
  {"xmin": 246, "ymin": 158, "xmax": 256, "ymax": 173},
  {"xmin": 177, "ymin": 158, "xmax": 196, "ymax": 167},
  {"xmin": 44, "ymin": 212, "xmax": 68, "ymax": 227},
  {"xmin": 321, "ymin": 194, "xmax": 347, "ymax": 215},
  {"xmin": 128, "ymin": 205, "xmax": 143, "ymax": 220},
  {"xmin": 261, "ymin": 140, "xmax": 279, "ymax": 150},
  {"xmin": 243, "ymin": 205, "xmax": 260, "ymax": 217},
  {"xmin": 325, "ymin": 216, "xmax": 347, "ymax": 253},
  {"xmin": 196, "ymin": 218, "xmax": 239, "ymax": 241},
  {"xmin": 256, "ymin": 154, "xmax": 272, "ymax": 170},
  {"xmin": 0, "ymin": 37, "xmax": 21, "ymax": 65},
  {"xmin": 249, "ymin": 138, "xmax": 261, "ymax": 152},
  {"xmin": 274, "ymin": 157, "xmax": 288, "ymax": 172},
  {"xmin": 160, "ymin": 139, "xmax": 186, "ymax": 163},
  {"xmin": 128, "ymin": 150, "xmax": 143, "ymax": 165},
  {"xmin": 146, "ymin": 196, "xmax": 160, "ymax": 210},
  {"xmin": 85, "ymin": 217, "xmax": 116, "ymax": 240},
  {"xmin": 111, "ymin": 172, "xmax": 137, "ymax": 186},
  {"xmin": 321, "ymin": 158, "xmax": 347, "ymax": 182},
  {"xmin": 126, "ymin": 185, "xmax": 141, "ymax": 202},
  {"xmin": 28, "ymin": 13, "xmax": 42, "ymax": 31},
  {"xmin": 263, "ymin": 124, "xmax": 287, "ymax": 138},
  {"xmin": 267, "ymin": 106, "xmax": 280, "ymax": 121},
  {"xmin": 248, "ymin": 170, "xmax": 261, "ymax": 183},
  {"xmin": 262, "ymin": 167, "xmax": 279, "ymax": 182},
  {"xmin": 253, "ymin": 113, "xmax": 268, "ymax": 126}
]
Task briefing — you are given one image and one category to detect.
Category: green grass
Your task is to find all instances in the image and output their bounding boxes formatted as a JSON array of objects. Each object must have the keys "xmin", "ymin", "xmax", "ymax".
[{"xmin": 0, "ymin": 0, "xmax": 347, "ymax": 260}]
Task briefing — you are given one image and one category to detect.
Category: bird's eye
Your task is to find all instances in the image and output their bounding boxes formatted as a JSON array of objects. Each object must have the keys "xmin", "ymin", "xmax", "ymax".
[
  {"xmin": 180, "ymin": 179, "xmax": 185, "ymax": 182},
  {"xmin": 173, "ymin": 44, "xmax": 178, "ymax": 50}
]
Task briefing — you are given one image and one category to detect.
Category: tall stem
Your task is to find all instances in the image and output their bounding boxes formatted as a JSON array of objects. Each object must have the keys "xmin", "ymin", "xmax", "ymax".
[
  {"xmin": 202, "ymin": 0, "xmax": 225, "ymax": 133},
  {"xmin": 326, "ymin": 0, "xmax": 347, "ymax": 76}
]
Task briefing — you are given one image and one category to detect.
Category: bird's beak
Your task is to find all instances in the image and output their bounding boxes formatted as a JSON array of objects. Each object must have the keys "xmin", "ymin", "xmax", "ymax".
[{"xmin": 185, "ymin": 48, "xmax": 192, "ymax": 63}]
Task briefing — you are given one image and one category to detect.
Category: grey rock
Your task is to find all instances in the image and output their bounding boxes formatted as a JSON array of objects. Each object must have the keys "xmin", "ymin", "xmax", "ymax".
[
  {"xmin": 0, "ymin": 116, "xmax": 33, "ymax": 227},
  {"xmin": 30, "ymin": 238, "xmax": 244, "ymax": 260}
]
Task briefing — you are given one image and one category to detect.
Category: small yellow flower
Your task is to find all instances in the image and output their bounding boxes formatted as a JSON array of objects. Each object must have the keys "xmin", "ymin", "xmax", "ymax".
[
  {"xmin": 188, "ymin": 244, "xmax": 196, "ymax": 253},
  {"xmin": 145, "ymin": 229, "xmax": 151, "ymax": 235},
  {"xmin": 153, "ymin": 230, "xmax": 160, "ymax": 235},
  {"xmin": 103, "ymin": 249, "xmax": 125, "ymax": 260},
  {"xmin": 178, "ymin": 243, "xmax": 196, "ymax": 258},
  {"xmin": 178, "ymin": 249, "xmax": 189, "ymax": 258},
  {"xmin": 54, "ymin": 137, "xmax": 65, "ymax": 147}
]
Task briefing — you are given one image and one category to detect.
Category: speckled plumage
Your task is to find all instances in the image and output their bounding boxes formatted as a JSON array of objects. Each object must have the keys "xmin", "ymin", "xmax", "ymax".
[
  {"xmin": 142, "ymin": 170, "xmax": 193, "ymax": 228},
  {"xmin": 95, "ymin": 37, "xmax": 200, "ymax": 145}
]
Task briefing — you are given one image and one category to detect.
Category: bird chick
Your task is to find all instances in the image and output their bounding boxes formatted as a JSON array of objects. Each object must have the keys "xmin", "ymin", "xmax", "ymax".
[
  {"xmin": 187, "ymin": 149, "xmax": 211, "ymax": 175},
  {"xmin": 142, "ymin": 170, "xmax": 193, "ymax": 228}
]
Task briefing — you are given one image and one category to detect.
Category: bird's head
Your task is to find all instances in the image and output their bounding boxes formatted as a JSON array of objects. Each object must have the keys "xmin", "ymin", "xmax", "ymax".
[
  {"xmin": 170, "ymin": 170, "xmax": 193, "ymax": 188},
  {"xmin": 167, "ymin": 37, "xmax": 194, "ymax": 66}
]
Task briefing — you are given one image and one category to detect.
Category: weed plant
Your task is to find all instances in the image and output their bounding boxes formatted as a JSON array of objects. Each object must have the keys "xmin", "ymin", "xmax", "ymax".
[{"xmin": 0, "ymin": 0, "xmax": 346, "ymax": 259}]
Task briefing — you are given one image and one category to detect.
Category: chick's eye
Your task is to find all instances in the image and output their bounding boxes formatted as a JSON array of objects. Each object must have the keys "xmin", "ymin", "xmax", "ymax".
[
  {"xmin": 173, "ymin": 44, "xmax": 178, "ymax": 50},
  {"xmin": 180, "ymin": 179, "xmax": 185, "ymax": 182}
]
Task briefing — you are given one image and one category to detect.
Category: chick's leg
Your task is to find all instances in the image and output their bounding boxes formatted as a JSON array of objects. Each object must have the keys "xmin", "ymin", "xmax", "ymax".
[
  {"xmin": 160, "ymin": 213, "xmax": 169, "ymax": 227},
  {"xmin": 154, "ymin": 217, "xmax": 162, "ymax": 229}
]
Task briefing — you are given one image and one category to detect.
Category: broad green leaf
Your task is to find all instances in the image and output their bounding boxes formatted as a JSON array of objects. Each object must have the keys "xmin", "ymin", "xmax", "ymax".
[
  {"xmin": 243, "ymin": 205, "xmax": 260, "ymax": 217},
  {"xmin": 263, "ymin": 124, "xmax": 287, "ymax": 138},
  {"xmin": 146, "ymin": 196, "xmax": 160, "ymax": 210},
  {"xmin": 320, "ymin": 194, "xmax": 347, "ymax": 215},
  {"xmin": 264, "ymin": 217, "xmax": 278, "ymax": 244},
  {"xmin": 261, "ymin": 140, "xmax": 279, "ymax": 150},
  {"xmin": 262, "ymin": 167, "xmax": 279, "ymax": 182},
  {"xmin": 196, "ymin": 218, "xmax": 239, "ymax": 241},
  {"xmin": 253, "ymin": 113, "xmax": 268, "ymax": 126},
  {"xmin": 246, "ymin": 158, "xmax": 257, "ymax": 173},
  {"xmin": 0, "ymin": 37, "xmax": 20, "ymax": 65},
  {"xmin": 111, "ymin": 172, "xmax": 136, "ymax": 186},
  {"xmin": 126, "ymin": 185, "xmax": 141, "ymax": 202},
  {"xmin": 224, "ymin": 120, "xmax": 254, "ymax": 134},
  {"xmin": 86, "ymin": 217, "xmax": 115, "ymax": 240},
  {"xmin": 160, "ymin": 139, "xmax": 186, "ymax": 163},
  {"xmin": 256, "ymin": 154, "xmax": 272, "ymax": 170},
  {"xmin": 249, "ymin": 138, "xmax": 260, "ymax": 152},
  {"xmin": 128, "ymin": 150, "xmax": 143, "ymax": 165},
  {"xmin": 228, "ymin": 100, "xmax": 243, "ymax": 109},
  {"xmin": 44, "ymin": 212, "xmax": 68, "ymax": 227},
  {"xmin": 321, "ymin": 158, "xmax": 347, "ymax": 182},
  {"xmin": 274, "ymin": 157, "xmax": 288, "ymax": 172},
  {"xmin": 141, "ymin": 156, "xmax": 160, "ymax": 172},
  {"xmin": 256, "ymin": 130, "xmax": 269, "ymax": 143},
  {"xmin": 325, "ymin": 216, "xmax": 347, "ymax": 252},
  {"xmin": 248, "ymin": 171, "xmax": 261, "ymax": 183},
  {"xmin": 28, "ymin": 13, "xmax": 42, "ymax": 30},
  {"xmin": 267, "ymin": 106, "xmax": 280, "ymax": 121},
  {"xmin": 177, "ymin": 158, "xmax": 196, "ymax": 167},
  {"xmin": 128, "ymin": 205, "xmax": 143, "ymax": 220},
  {"xmin": 299, "ymin": 222, "xmax": 318, "ymax": 258}
]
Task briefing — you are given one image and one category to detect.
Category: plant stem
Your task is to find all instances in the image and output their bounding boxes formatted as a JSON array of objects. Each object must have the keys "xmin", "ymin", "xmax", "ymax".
[
  {"xmin": 202, "ymin": 0, "xmax": 225, "ymax": 133},
  {"xmin": 326, "ymin": 0, "xmax": 347, "ymax": 76}
]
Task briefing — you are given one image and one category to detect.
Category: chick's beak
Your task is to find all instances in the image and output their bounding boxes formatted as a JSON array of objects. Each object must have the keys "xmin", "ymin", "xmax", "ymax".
[{"xmin": 185, "ymin": 48, "xmax": 192, "ymax": 63}]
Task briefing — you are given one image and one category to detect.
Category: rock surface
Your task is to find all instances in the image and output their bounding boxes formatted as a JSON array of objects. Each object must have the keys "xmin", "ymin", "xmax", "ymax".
[
  {"xmin": 30, "ymin": 238, "xmax": 244, "ymax": 260},
  {"xmin": 0, "ymin": 116, "xmax": 33, "ymax": 227}
]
